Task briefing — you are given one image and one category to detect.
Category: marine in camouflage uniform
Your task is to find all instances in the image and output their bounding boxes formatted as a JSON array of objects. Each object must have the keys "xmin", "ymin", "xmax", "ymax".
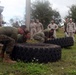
[
  {"xmin": 47, "ymin": 20, "xmax": 58, "ymax": 38},
  {"xmin": 33, "ymin": 29, "xmax": 54, "ymax": 42},
  {"xmin": 64, "ymin": 18, "xmax": 69, "ymax": 37},
  {"xmin": 35, "ymin": 19, "xmax": 44, "ymax": 32},
  {"xmin": 0, "ymin": 26, "xmax": 26, "ymax": 63},
  {"xmin": 30, "ymin": 19, "xmax": 37, "ymax": 39},
  {"xmin": 33, "ymin": 30, "xmax": 45, "ymax": 43},
  {"xmin": 67, "ymin": 18, "xmax": 75, "ymax": 41}
]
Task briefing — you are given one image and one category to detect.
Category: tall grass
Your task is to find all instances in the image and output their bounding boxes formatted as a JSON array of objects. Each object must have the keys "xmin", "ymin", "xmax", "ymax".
[{"xmin": 0, "ymin": 28, "xmax": 76, "ymax": 75}]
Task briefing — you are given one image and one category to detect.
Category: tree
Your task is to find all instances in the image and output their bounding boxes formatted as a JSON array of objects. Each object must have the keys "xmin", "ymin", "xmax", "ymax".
[
  {"xmin": 9, "ymin": 17, "xmax": 24, "ymax": 28},
  {"xmin": 9, "ymin": 18, "xmax": 19, "ymax": 27},
  {"xmin": 31, "ymin": 0, "xmax": 60, "ymax": 28},
  {"xmin": 52, "ymin": 10, "xmax": 61, "ymax": 24},
  {"xmin": 68, "ymin": 5, "xmax": 76, "ymax": 22}
]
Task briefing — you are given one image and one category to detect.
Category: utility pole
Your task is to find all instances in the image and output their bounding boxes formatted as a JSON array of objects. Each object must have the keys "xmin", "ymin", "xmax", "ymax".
[{"xmin": 26, "ymin": 0, "xmax": 31, "ymax": 30}]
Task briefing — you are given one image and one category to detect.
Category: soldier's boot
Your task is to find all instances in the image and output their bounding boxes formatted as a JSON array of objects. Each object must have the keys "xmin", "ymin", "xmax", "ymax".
[
  {"xmin": 0, "ymin": 44, "xmax": 4, "ymax": 61},
  {"xmin": 3, "ymin": 53, "xmax": 16, "ymax": 63}
]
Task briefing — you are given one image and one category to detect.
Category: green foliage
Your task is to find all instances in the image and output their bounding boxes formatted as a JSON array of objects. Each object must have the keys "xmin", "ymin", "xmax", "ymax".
[
  {"xmin": 67, "ymin": 70, "xmax": 76, "ymax": 75},
  {"xmin": 0, "ymin": 28, "xmax": 76, "ymax": 75},
  {"xmin": 9, "ymin": 17, "xmax": 24, "ymax": 27},
  {"xmin": 68, "ymin": 5, "xmax": 76, "ymax": 22},
  {"xmin": 31, "ymin": 0, "xmax": 60, "ymax": 28},
  {"xmin": 9, "ymin": 18, "xmax": 20, "ymax": 28}
]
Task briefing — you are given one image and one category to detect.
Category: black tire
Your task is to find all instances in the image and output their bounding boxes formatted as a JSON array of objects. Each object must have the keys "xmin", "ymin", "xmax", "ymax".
[
  {"xmin": 11, "ymin": 43, "xmax": 61, "ymax": 63},
  {"xmin": 45, "ymin": 37, "xmax": 74, "ymax": 48}
]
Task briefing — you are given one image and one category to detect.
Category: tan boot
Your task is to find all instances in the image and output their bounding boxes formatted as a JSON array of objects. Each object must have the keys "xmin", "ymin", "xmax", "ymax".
[{"xmin": 3, "ymin": 53, "xmax": 16, "ymax": 64}]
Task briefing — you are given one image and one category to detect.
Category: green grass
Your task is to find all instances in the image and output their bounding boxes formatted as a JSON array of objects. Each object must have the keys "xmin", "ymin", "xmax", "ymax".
[{"xmin": 0, "ymin": 28, "xmax": 76, "ymax": 75}]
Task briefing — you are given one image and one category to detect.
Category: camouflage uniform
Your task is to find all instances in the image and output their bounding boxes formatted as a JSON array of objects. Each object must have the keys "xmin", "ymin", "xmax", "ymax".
[
  {"xmin": 67, "ymin": 22, "xmax": 75, "ymax": 41},
  {"xmin": 36, "ymin": 22, "xmax": 43, "ymax": 32},
  {"xmin": 30, "ymin": 22, "xmax": 37, "ymax": 39},
  {"xmin": 64, "ymin": 22, "xmax": 67, "ymax": 32},
  {"xmin": 0, "ymin": 35, "xmax": 15, "ymax": 54},
  {"xmin": 64, "ymin": 18, "xmax": 69, "ymax": 37},
  {"xmin": 64, "ymin": 22, "xmax": 68, "ymax": 37},
  {"xmin": 47, "ymin": 23, "xmax": 58, "ymax": 38},
  {"xmin": 0, "ymin": 27, "xmax": 18, "ymax": 55},
  {"xmin": 33, "ymin": 29, "xmax": 55, "ymax": 42},
  {"xmin": 33, "ymin": 31, "xmax": 45, "ymax": 42}
]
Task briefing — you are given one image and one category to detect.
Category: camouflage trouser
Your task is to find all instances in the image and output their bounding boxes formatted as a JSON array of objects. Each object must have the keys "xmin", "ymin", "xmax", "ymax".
[
  {"xmin": 33, "ymin": 31, "xmax": 45, "ymax": 42},
  {"xmin": 53, "ymin": 30, "xmax": 57, "ymax": 38},
  {"xmin": 30, "ymin": 28, "xmax": 36, "ymax": 39},
  {"xmin": 0, "ymin": 35, "xmax": 15, "ymax": 55},
  {"xmin": 68, "ymin": 32, "xmax": 75, "ymax": 41}
]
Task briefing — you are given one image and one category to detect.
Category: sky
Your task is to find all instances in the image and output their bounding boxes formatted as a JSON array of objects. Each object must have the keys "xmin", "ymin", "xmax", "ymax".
[
  {"xmin": 49, "ymin": 0, "xmax": 76, "ymax": 18},
  {"xmin": 0, "ymin": 0, "xmax": 25, "ymax": 22},
  {"xmin": 0, "ymin": 0, "xmax": 76, "ymax": 22}
]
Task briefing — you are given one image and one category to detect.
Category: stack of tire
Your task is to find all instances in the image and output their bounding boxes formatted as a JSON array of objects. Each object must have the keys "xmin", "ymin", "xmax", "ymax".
[
  {"xmin": 11, "ymin": 43, "xmax": 61, "ymax": 63},
  {"xmin": 45, "ymin": 37, "xmax": 74, "ymax": 48}
]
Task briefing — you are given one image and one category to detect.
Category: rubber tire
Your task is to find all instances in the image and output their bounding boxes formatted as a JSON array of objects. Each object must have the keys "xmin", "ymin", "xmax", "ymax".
[
  {"xmin": 45, "ymin": 37, "xmax": 74, "ymax": 48},
  {"xmin": 11, "ymin": 43, "xmax": 61, "ymax": 63}
]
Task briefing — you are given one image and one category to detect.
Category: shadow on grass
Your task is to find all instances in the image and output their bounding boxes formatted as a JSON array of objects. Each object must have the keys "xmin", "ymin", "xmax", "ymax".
[{"xmin": 64, "ymin": 46, "xmax": 72, "ymax": 49}]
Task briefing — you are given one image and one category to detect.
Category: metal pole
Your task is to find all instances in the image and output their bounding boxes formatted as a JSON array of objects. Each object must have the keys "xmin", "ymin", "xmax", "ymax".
[{"xmin": 26, "ymin": 0, "xmax": 31, "ymax": 30}]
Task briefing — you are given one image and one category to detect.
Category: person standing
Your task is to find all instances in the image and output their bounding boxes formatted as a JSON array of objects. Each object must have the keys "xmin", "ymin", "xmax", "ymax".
[
  {"xmin": 35, "ymin": 19, "xmax": 44, "ymax": 32},
  {"xmin": 67, "ymin": 18, "xmax": 76, "ymax": 41},
  {"xmin": 47, "ymin": 20, "xmax": 58, "ymax": 38},
  {"xmin": 64, "ymin": 18, "xmax": 69, "ymax": 37},
  {"xmin": 30, "ymin": 19, "xmax": 37, "ymax": 39}
]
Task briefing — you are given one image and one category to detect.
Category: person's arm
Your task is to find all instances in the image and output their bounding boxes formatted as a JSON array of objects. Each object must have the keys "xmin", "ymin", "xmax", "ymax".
[
  {"xmin": 11, "ymin": 32, "xmax": 18, "ymax": 42},
  {"xmin": 73, "ymin": 23, "xmax": 76, "ymax": 33},
  {"xmin": 40, "ymin": 23, "xmax": 44, "ymax": 30},
  {"xmin": 33, "ymin": 31, "xmax": 45, "ymax": 42},
  {"xmin": 66, "ymin": 23, "xmax": 69, "ymax": 33},
  {"xmin": 47, "ymin": 24, "xmax": 51, "ymax": 30},
  {"xmin": 55, "ymin": 24, "xmax": 58, "ymax": 30},
  {"xmin": 64, "ymin": 22, "xmax": 67, "ymax": 32}
]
